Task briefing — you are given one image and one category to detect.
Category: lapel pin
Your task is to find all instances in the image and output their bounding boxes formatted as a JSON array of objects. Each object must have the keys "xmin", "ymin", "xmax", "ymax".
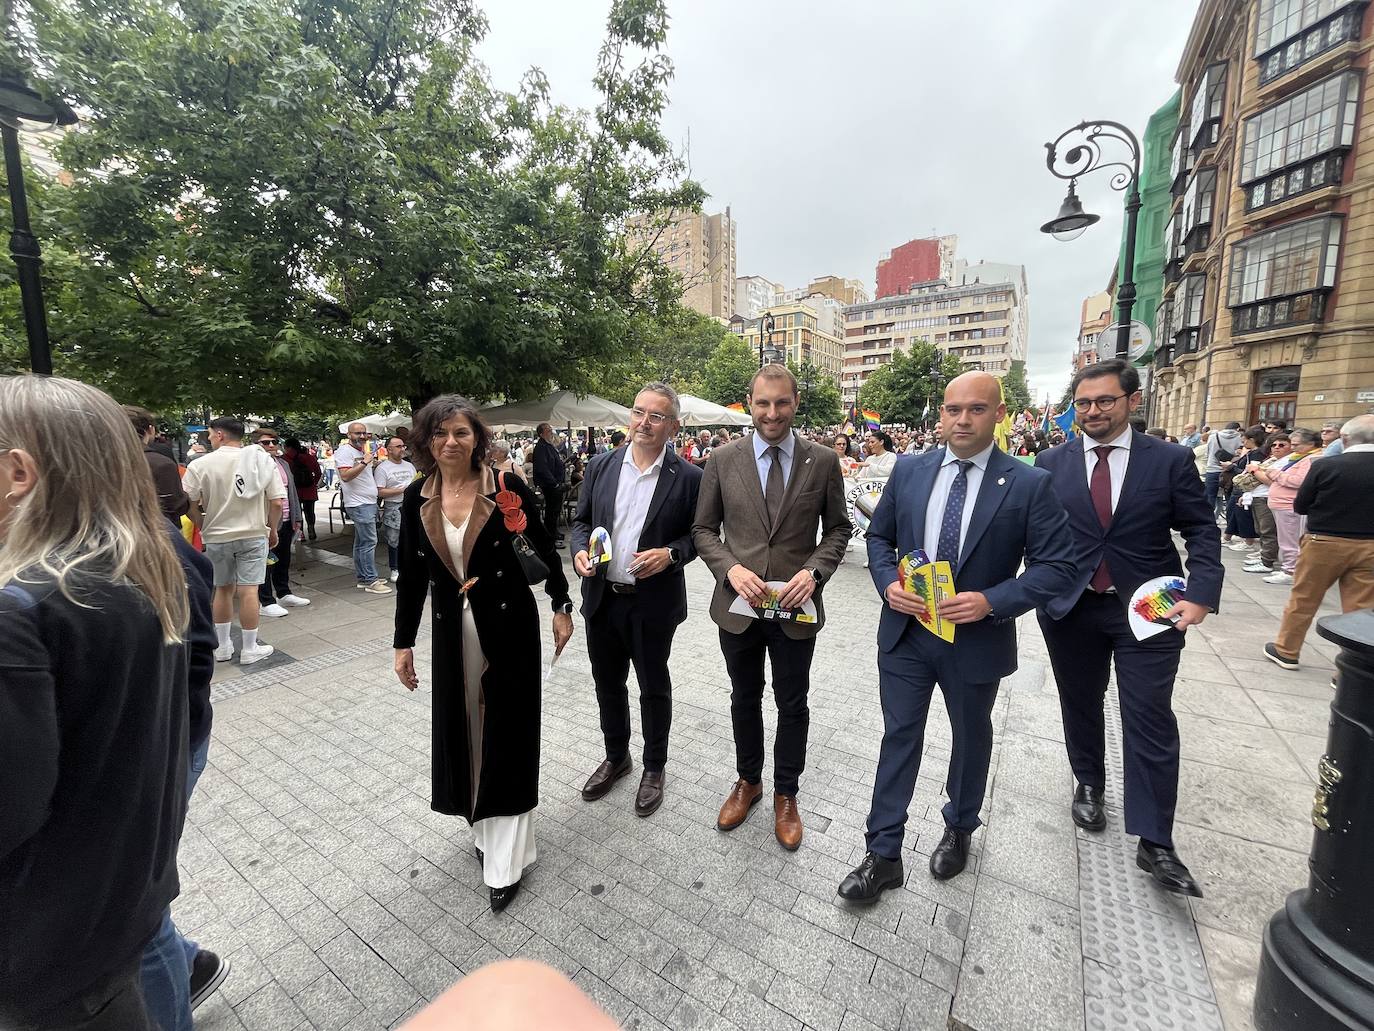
[{"xmin": 997, "ymin": 477, "xmax": 1006, "ymax": 486}]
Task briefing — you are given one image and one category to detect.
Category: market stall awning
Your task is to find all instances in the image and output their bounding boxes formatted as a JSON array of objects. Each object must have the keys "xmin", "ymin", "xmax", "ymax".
[{"xmin": 480, "ymin": 390, "xmax": 632, "ymax": 432}]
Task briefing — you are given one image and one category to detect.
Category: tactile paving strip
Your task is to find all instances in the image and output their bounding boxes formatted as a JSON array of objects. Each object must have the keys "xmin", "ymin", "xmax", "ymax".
[
  {"xmin": 1084, "ymin": 959, "xmax": 1225, "ymax": 1031},
  {"xmin": 1079, "ymin": 871, "xmax": 1214, "ymax": 1002},
  {"xmin": 1079, "ymin": 840, "xmax": 1194, "ymax": 919},
  {"xmin": 1102, "ymin": 685, "xmax": 1126, "ymax": 808}
]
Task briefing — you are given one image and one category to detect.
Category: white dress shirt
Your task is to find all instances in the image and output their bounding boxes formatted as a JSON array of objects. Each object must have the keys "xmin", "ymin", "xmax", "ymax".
[
  {"xmin": 923, "ymin": 443, "xmax": 995, "ymax": 563},
  {"xmin": 1081, "ymin": 426, "xmax": 1133, "ymax": 513},
  {"xmin": 607, "ymin": 444, "xmax": 667, "ymax": 585},
  {"xmin": 752, "ymin": 430, "xmax": 796, "ymax": 493}
]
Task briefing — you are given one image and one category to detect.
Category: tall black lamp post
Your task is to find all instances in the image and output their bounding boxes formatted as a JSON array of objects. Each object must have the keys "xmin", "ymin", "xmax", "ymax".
[
  {"xmin": 0, "ymin": 76, "xmax": 76, "ymax": 375},
  {"xmin": 1041, "ymin": 120, "xmax": 1142, "ymax": 360}
]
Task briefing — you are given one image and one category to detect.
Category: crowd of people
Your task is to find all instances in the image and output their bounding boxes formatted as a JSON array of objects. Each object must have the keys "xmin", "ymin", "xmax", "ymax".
[{"xmin": 3, "ymin": 363, "xmax": 1371, "ymax": 1030}]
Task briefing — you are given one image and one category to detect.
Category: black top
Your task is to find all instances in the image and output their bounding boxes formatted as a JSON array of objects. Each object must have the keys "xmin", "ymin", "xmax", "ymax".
[
  {"xmin": 170, "ymin": 527, "xmax": 217, "ymax": 751},
  {"xmin": 145, "ymin": 444, "xmax": 190, "ymax": 524},
  {"xmin": 0, "ymin": 572, "xmax": 189, "ymax": 1018},
  {"xmin": 533, "ymin": 437, "xmax": 566, "ymax": 490},
  {"xmin": 1295, "ymin": 451, "xmax": 1374, "ymax": 539}
]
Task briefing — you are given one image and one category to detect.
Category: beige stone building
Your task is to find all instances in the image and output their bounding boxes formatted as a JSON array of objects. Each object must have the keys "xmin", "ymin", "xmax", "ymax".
[
  {"xmin": 839, "ymin": 268, "xmax": 1029, "ymax": 406},
  {"xmin": 804, "ymin": 276, "xmax": 870, "ymax": 306},
  {"xmin": 729, "ymin": 300, "xmax": 844, "ymax": 383},
  {"xmin": 629, "ymin": 208, "xmax": 737, "ymax": 320},
  {"xmin": 1152, "ymin": 0, "xmax": 1374, "ymax": 433},
  {"xmin": 1076, "ymin": 289, "xmax": 1115, "ymax": 373}
]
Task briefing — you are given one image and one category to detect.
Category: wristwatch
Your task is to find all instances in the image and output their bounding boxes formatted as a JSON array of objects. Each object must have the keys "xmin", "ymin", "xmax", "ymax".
[
  {"xmin": 667, "ymin": 546, "xmax": 681, "ymax": 565},
  {"xmin": 556, "ymin": 601, "xmax": 574, "ymax": 615},
  {"xmin": 808, "ymin": 567, "xmax": 824, "ymax": 585}
]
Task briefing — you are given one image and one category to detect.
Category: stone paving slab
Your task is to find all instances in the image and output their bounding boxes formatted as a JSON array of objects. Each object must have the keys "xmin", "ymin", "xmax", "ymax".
[{"xmin": 183, "ymin": 518, "xmax": 1338, "ymax": 1030}]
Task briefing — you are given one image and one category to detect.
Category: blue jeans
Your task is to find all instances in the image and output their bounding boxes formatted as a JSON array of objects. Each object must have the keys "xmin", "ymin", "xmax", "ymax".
[
  {"xmin": 1203, "ymin": 471, "xmax": 1223, "ymax": 519},
  {"xmin": 140, "ymin": 734, "xmax": 210, "ymax": 1030},
  {"xmin": 347, "ymin": 504, "xmax": 379, "ymax": 583}
]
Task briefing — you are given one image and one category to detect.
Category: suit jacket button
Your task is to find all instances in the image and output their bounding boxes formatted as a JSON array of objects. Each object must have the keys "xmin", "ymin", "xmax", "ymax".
[
  {"xmin": 434, "ymin": 612, "xmax": 442, "ymax": 620},
  {"xmin": 417, "ymin": 549, "xmax": 426, "ymax": 558},
  {"xmin": 495, "ymin": 569, "xmax": 503, "ymax": 578},
  {"xmin": 499, "ymin": 602, "xmax": 508, "ymax": 611}
]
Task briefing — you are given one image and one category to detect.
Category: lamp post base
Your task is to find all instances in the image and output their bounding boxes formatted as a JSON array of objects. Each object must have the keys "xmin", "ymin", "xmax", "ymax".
[{"xmin": 1255, "ymin": 891, "xmax": 1374, "ymax": 1029}]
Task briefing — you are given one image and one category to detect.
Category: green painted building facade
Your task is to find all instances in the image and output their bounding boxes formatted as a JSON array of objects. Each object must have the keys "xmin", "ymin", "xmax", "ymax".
[{"xmin": 1114, "ymin": 90, "xmax": 1181, "ymax": 363}]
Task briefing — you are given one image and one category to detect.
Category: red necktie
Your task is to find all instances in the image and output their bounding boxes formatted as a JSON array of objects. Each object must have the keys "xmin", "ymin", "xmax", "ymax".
[{"xmin": 1089, "ymin": 445, "xmax": 1115, "ymax": 592}]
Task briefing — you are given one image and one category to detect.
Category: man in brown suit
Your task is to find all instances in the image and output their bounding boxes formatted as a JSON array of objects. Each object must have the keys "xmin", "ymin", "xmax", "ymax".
[{"xmin": 692, "ymin": 363, "xmax": 852, "ymax": 849}]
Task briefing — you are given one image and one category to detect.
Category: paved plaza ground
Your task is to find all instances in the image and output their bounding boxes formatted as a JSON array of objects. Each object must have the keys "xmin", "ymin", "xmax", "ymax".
[{"xmin": 187, "ymin": 490, "xmax": 1341, "ymax": 1031}]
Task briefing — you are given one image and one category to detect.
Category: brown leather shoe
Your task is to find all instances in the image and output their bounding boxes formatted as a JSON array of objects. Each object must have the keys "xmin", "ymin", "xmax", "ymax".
[
  {"xmin": 716, "ymin": 779, "xmax": 763, "ymax": 831},
  {"xmin": 581, "ymin": 756, "xmax": 631, "ymax": 801},
  {"xmin": 634, "ymin": 770, "xmax": 665, "ymax": 817},
  {"xmin": 774, "ymin": 793, "xmax": 803, "ymax": 851}
]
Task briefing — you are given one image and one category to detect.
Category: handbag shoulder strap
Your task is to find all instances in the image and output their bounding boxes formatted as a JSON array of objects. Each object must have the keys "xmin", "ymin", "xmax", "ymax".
[{"xmin": 497, "ymin": 469, "xmax": 523, "ymax": 510}]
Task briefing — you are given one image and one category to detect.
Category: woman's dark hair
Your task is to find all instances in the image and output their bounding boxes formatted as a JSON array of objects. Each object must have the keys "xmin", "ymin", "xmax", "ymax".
[
  {"xmin": 867, "ymin": 428, "xmax": 896, "ymax": 453},
  {"xmin": 1243, "ymin": 425, "xmax": 1268, "ymax": 456},
  {"xmin": 830, "ymin": 432, "xmax": 852, "ymax": 456},
  {"xmin": 409, "ymin": 394, "xmax": 490, "ymax": 476},
  {"xmin": 284, "ymin": 437, "xmax": 302, "ymax": 450}
]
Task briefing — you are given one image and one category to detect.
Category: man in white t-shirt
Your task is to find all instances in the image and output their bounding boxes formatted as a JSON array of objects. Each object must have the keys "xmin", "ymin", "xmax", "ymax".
[
  {"xmin": 334, "ymin": 422, "xmax": 391, "ymax": 593},
  {"xmin": 373, "ymin": 436, "xmax": 417, "ymax": 583},
  {"xmin": 182, "ymin": 416, "xmax": 287, "ymax": 664}
]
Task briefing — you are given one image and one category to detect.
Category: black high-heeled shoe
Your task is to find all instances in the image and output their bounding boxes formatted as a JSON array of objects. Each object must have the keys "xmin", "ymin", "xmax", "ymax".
[{"xmin": 489, "ymin": 879, "xmax": 521, "ymax": 913}]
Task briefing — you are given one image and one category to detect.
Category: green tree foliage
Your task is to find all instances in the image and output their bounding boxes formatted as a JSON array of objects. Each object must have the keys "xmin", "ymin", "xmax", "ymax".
[
  {"xmin": 788, "ymin": 360, "xmax": 841, "ymax": 429},
  {"xmin": 700, "ymin": 335, "xmax": 757, "ymax": 407},
  {"xmin": 859, "ymin": 342, "xmax": 962, "ymax": 426},
  {"xmin": 591, "ymin": 306, "xmax": 732, "ymax": 404},
  {"xmin": 1002, "ymin": 359, "xmax": 1032, "ymax": 414},
  {"xmin": 8, "ymin": 0, "xmax": 703, "ymax": 412}
]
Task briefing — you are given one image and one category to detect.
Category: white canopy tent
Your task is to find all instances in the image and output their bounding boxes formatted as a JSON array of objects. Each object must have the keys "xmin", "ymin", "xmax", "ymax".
[
  {"xmin": 479, "ymin": 390, "xmax": 632, "ymax": 432},
  {"xmin": 337, "ymin": 410, "xmax": 412, "ymax": 434},
  {"xmin": 675, "ymin": 394, "xmax": 753, "ymax": 428}
]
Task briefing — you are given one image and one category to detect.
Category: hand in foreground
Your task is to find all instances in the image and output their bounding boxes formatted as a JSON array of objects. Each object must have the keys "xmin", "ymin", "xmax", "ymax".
[
  {"xmin": 553, "ymin": 612, "xmax": 574, "ymax": 655},
  {"xmin": 573, "ymin": 550, "xmax": 595, "ymax": 578},
  {"xmin": 884, "ymin": 580, "xmax": 928, "ymax": 618},
  {"xmin": 395, "ymin": 648, "xmax": 419, "ymax": 691},
  {"xmin": 268, "ymin": 525, "xmax": 279, "ymax": 548},
  {"xmin": 726, "ymin": 564, "xmax": 768, "ymax": 606},
  {"xmin": 1165, "ymin": 599, "xmax": 1210, "ymax": 631},
  {"xmin": 629, "ymin": 548, "xmax": 671, "ymax": 579},
  {"xmin": 937, "ymin": 591, "xmax": 992, "ymax": 624},
  {"xmin": 775, "ymin": 568, "xmax": 816, "ymax": 610}
]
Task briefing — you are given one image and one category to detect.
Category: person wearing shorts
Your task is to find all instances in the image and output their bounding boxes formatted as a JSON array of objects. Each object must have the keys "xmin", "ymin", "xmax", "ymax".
[{"xmin": 182, "ymin": 416, "xmax": 285, "ymax": 664}]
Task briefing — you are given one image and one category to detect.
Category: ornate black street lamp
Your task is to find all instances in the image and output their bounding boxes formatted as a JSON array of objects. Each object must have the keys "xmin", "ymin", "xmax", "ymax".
[
  {"xmin": 1042, "ymin": 120, "xmax": 1142, "ymax": 360},
  {"xmin": 0, "ymin": 75, "xmax": 77, "ymax": 374},
  {"xmin": 759, "ymin": 312, "xmax": 776, "ymax": 367}
]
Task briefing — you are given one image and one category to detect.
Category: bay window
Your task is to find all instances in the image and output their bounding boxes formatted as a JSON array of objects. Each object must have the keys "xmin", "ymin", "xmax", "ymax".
[{"xmin": 1228, "ymin": 214, "xmax": 1342, "ymax": 332}]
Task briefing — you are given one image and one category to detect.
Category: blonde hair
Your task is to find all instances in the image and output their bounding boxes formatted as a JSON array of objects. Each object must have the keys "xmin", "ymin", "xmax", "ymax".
[{"xmin": 0, "ymin": 376, "xmax": 189, "ymax": 643}]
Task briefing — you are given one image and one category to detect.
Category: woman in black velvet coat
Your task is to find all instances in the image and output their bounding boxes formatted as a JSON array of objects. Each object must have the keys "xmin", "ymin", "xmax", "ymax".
[{"xmin": 392, "ymin": 395, "xmax": 573, "ymax": 912}]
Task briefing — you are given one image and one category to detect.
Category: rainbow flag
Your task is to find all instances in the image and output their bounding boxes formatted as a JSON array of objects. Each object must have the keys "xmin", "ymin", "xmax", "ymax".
[
  {"xmin": 861, "ymin": 408, "xmax": 881, "ymax": 430},
  {"xmin": 725, "ymin": 402, "xmax": 746, "ymax": 413}
]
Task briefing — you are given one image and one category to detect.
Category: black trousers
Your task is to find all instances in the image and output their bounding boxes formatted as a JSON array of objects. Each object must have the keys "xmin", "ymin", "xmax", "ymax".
[
  {"xmin": 585, "ymin": 592, "xmax": 676, "ymax": 771},
  {"xmin": 7, "ymin": 960, "xmax": 154, "ymax": 1030},
  {"xmin": 719, "ymin": 620, "xmax": 816, "ymax": 796},
  {"xmin": 300, "ymin": 499, "xmax": 317, "ymax": 535},
  {"xmin": 1038, "ymin": 591, "xmax": 1184, "ymax": 847},
  {"xmin": 542, "ymin": 486, "xmax": 566, "ymax": 540},
  {"xmin": 258, "ymin": 519, "xmax": 293, "ymax": 604}
]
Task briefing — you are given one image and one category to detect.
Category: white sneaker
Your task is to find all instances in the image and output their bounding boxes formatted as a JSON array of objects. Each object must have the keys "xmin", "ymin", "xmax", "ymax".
[
  {"xmin": 364, "ymin": 580, "xmax": 393, "ymax": 595},
  {"xmin": 389, "ymin": 570, "xmax": 399, "ymax": 583},
  {"xmin": 261, "ymin": 603, "xmax": 289, "ymax": 618},
  {"xmin": 279, "ymin": 594, "xmax": 311, "ymax": 607},
  {"xmin": 1244, "ymin": 563, "xmax": 1272, "ymax": 573},
  {"xmin": 1264, "ymin": 571, "xmax": 1294, "ymax": 584},
  {"xmin": 1227, "ymin": 540, "xmax": 1250, "ymax": 551},
  {"xmin": 214, "ymin": 643, "xmax": 234, "ymax": 663},
  {"xmin": 240, "ymin": 642, "xmax": 275, "ymax": 664}
]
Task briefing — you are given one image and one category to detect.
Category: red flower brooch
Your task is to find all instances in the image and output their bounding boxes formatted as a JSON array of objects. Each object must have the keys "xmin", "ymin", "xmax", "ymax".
[{"xmin": 494, "ymin": 489, "xmax": 527, "ymax": 534}]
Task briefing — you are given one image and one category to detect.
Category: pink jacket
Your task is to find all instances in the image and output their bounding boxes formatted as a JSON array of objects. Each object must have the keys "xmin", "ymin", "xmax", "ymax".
[{"xmin": 1268, "ymin": 452, "xmax": 1317, "ymax": 511}]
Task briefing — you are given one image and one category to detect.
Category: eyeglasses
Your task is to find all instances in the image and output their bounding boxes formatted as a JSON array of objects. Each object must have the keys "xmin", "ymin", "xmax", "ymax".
[
  {"xmin": 630, "ymin": 407, "xmax": 670, "ymax": 426},
  {"xmin": 258, "ymin": 438, "xmax": 279, "ymax": 445},
  {"xmin": 1071, "ymin": 394, "xmax": 1128, "ymax": 413}
]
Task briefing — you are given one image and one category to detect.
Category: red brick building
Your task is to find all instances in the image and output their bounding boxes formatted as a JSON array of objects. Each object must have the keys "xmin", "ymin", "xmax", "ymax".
[{"xmin": 875, "ymin": 235, "xmax": 957, "ymax": 298}]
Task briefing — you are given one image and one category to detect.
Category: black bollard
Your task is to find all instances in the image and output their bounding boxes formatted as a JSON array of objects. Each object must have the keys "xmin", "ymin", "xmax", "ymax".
[{"xmin": 1254, "ymin": 609, "xmax": 1374, "ymax": 1030}]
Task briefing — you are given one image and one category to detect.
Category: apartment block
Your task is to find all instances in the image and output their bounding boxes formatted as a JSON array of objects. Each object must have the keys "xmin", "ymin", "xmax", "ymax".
[
  {"xmin": 839, "ymin": 265, "xmax": 1029, "ymax": 405},
  {"xmin": 629, "ymin": 207, "xmax": 737, "ymax": 320},
  {"xmin": 729, "ymin": 299, "xmax": 844, "ymax": 383},
  {"xmin": 1152, "ymin": 0, "xmax": 1374, "ymax": 432},
  {"xmin": 875, "ymin": 235, "xmax": 958, "ymax": 299}
]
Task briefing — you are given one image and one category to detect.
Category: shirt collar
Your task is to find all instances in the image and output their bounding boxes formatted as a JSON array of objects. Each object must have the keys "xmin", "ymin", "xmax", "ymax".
[
  {"xmin": 940, "ymin": 442, "xmax": 995, "ymax": 471},
  {"xmin": 1345, "ymin": 443, "xmax": 1374, "ymax": 453},
  {"xmin": 1085, "ymin": 426, "xmax": 1133, "ymax": 452},
  {"xmin": 753, "ymin": 430, "xmax": 795, "ymax": 462},
  {"xmin": 623, "ymin": 442, "xmax": 668, "ymax": 473}
]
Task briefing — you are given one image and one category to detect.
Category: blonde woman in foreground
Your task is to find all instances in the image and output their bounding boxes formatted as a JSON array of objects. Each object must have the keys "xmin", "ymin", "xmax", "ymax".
[{"xmin": 0, "ymin": 376, "xmax": 192, "ymax": 1031}]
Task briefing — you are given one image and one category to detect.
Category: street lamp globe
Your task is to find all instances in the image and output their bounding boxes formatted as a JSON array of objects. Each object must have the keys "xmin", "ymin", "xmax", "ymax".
[{"xmin": 1040, "ymin": 180, "xmax": 1100, "ymax": 242}]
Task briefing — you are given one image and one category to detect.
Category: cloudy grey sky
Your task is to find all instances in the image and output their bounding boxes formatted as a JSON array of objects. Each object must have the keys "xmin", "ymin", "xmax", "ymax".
[{"xmin": 477, "ymin": 0, "xmax": 1202, "ymax": 403}]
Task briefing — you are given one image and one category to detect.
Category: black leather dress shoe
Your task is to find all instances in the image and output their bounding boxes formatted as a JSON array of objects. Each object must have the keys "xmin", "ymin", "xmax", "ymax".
[
  {"xmin": 581, "ymin": 756, "xmax": 632, "ymax": 801},
  {"xmin": 634, "ymin": 770, "xmax": 665, "ymax": 817},
  {"xmin": 837, "ymin": 852, "xmax": 904, "ymax": 904},
  {"xmin": 1071, "ymin": 783, "xmax": 1107, "ymax": 832},
  {"xmin": 929, "ymin": 828, "xmax": 972, "ymax": 880},
  {"xmin": 490, "ymin": 879, "xmax": 521, "ymax": 913},
  {"xmin": 1136, "ymin": 842, "xmax": 1203, "ymax": 898}
]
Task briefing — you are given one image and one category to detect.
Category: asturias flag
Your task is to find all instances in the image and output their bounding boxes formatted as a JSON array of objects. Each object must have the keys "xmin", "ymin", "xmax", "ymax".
[{"xmin": 1053, "ymin": 407, "xmax": 1080, "ymax": 438}]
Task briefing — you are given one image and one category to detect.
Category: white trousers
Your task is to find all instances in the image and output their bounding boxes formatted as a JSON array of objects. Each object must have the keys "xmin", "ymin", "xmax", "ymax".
[{"xmin": 472, "ymin": 811, "xmax": 536, "ymax": 889}]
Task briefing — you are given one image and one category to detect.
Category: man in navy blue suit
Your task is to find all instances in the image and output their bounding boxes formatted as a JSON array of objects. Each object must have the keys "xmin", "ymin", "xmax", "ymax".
[
  {"xmin": 838, "ymin": 372, "xmax": 1077, "ymax": 903},
  {"xmin": 1036, "ymin": 358, "xmax": 1222, "ymax": 898},
  {"xmin": 571, "ymin": 382, "xmax": 703, "ymax": 817}
]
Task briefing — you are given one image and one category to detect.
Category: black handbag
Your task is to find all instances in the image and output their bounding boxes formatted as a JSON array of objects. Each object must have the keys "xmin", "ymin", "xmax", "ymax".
[{"xmin": 497, "ymin": 471, "xmax": 549, "ymax": 585}]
